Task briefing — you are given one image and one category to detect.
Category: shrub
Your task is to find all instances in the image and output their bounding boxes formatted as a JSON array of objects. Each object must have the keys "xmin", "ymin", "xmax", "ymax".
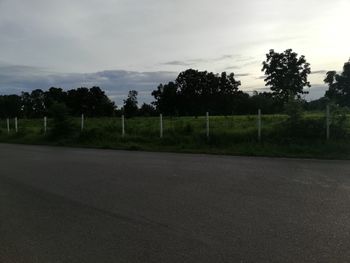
[
  {"xmin": 183, "ymin": 123, "xmax": 193, "ymax": 135},
  {"xmin": 48, "ymin": 103, "xmax": 75, "ymax": 138},
  {"xmin": 79, "ymin": 128, "xmax": 105, "ymax": 142},
  {"xmin": 330, "ymin": 104, "xmax": 349, "ymax": 138},
  {"xmin": 284, "ymin": 97, "xmax": 304, "ymax": 126}
]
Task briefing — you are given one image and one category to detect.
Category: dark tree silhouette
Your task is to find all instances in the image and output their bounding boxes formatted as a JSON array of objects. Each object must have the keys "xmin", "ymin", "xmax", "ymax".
[
  {"xmin": 123, "ymin": 90, "xmax": 139, "ymax": 118},
  {"xmin": 65, "ymin": 87, "xmax": 115, "ymax": 116},
  {"xmin": 21, "ymin": 92, "xmax": 33, "ymax": 118},
  {"xmin": 139, "ymin": 103, "xmax": 157, "ymax": 116},
  {"xmin": 0, "ymin": 95, "xmax": 22, "ymax": 118},
  {"xmin": 44, "ymin": 87, "xmax": 67, "ymax": 110},
  {"xmin": 324, "ymin": 59, "xmax": 350, "ymax": 107},
  {"xmin": 1, "ymin": 86, "xmax": 116, "ymax": 118},
  {"xmin": 66, "ymin": 87, "xmax": 90, "ymax": 115},
  {"xmin": 20, "ymin": 89, "xmax": 46, "ymax": 118},
  {"xmin": 152, "ymin": 82, "xmax": 178, "ymax": 115},
  {"xmin": 262, "ymin": 49, "xmax": 311, "ymax": 103},
  {"xmin": 30, "ymin": 89, "xmax": 46, "ymax": 117},
  {"xmin": 87, "ymin": 86, "xmax": 116, "ymax": 116},
  {"xmin": 249, "ymin": 91, "xmax": 283, "ymax": 114},
  {"xmin": 152, "ymin": 69, "xmax": 242, "ymax": 116}
]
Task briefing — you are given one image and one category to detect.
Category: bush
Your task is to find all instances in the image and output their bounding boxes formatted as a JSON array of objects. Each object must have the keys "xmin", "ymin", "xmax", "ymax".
[
  {"xmin": 284, "ymin": 97, "xmax": 304, "ymax": 126},
  {"xmin": 79, "ymin": 128, "xmax": 105, "ymax": 142},
  {"xmin": 330, "ymin": 104, "xmax": 349, "ymax": 138},
  {"xmin": 48, "ymin": 103, "xmax": 75, "ymax": 139},
  {"xmin": 183, "ymin": 123, "xmax": 193, "ymax": 135}
]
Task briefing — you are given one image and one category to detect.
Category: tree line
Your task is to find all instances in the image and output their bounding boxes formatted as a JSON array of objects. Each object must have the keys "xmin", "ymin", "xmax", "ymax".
[
  {"xmin": 0, "ymin": 86, "xmax": 116, "ymax": 118},
  {"xmin": 124, "ymin": 49, "xmax": 349, "ymax": 117},
  {"xmin": 0, "ymin": 49, "xmax": 349, "ymax": 118}
]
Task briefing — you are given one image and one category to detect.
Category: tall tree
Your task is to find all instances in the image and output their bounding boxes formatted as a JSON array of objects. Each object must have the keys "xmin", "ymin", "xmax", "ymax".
[
  {"xmin": 139, "ymin": 103, "xmax": 156, "ymax": 116},
  {"xmin": 20, "ymin": 89, "xmax": 46, "ymax": 118},
  {"xmin": 151, "ymin": 82, "xmax": 178, "ymax": 115},
  {"xmin": 324, "ymin": 59, "xmax": 350, "ymax": 107},
  {"xmin": 176, "ymin": 69, "xmax": 205, "ymax": 115},
  {"xmin": 21, "ymin": 92, "xmax": 33, "ymax": 118},
  {"xmin": 44, "ymin": 87, "xmax": 67, "ymax": 109},
  {"xmin": 66, "ymin": 87, "xmax": 90, "ymax": 116},
  {"xmin": 123, "ymin": 90, "xmax": 138, "ymax": 118},
  {"xmin": 262, "ymin": 49, "xmax": 311, "ymax": 102},
  {"xmin": 88, "ymin": 86, "xmax": 116, "ymax": 116},
  {"xmin": 30, "ymin": 89, "xmax": 46, "ymax": 117}
]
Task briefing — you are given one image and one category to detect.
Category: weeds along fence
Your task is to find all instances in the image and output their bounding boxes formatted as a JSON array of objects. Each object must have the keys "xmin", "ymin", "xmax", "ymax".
[{"xmin": 0, "ymin": 110, "xmax": 349, "ymax": 144}]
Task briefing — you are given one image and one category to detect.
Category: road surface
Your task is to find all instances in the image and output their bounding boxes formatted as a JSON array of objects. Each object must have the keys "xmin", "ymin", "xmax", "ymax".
[{"xmin": 1, "ymin": 143, "xmax": 350, "ymax": 262}]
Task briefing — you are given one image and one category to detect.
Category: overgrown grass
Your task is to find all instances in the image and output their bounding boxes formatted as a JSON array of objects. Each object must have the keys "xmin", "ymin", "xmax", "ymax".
[{"xmin": 0, "ymin": 113, "xmax": 349, "ymax": 159}]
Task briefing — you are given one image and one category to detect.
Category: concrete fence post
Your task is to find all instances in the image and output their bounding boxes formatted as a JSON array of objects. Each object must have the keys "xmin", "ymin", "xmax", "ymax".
[
  {"xmin": 122, "ymin": 115, "xmax": 125, "ymax": 137},
  {"xmin": 81, "ymin": 114, "xmax": 84, "ymax": 131},
  {"xmin": 44, "ymin": 116, "xmax": 47, "ymax": 134},
  {"xmin": 326, "ymin": 105, "xmax": 330, "ymax": 140},
  {"xmin": 160, "ymin": 114, "xmax": 163, "ymax": 138},
  {"xmin": 258, "ymin": 109, "xmax": 262, "ymax": 141},
  {"xmin": 6, "ymin": 118, "xmax": 10, "ymax": 134},
  {"xmin": 15, "ymin": 117, "xmax": 18, "ymax": 133},
  {"xmin": 206, "ymin": 112, "xmax": 210, "ymax": 139}
]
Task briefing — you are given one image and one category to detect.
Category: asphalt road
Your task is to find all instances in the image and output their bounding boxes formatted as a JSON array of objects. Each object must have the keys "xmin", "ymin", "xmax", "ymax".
[{"xmin": 0, "ymin": 144, "xmax": 350, "ymax": 262}]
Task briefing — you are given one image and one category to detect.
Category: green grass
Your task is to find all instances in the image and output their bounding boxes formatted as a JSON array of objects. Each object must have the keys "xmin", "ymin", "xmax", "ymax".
[{"xmin": 0, "ymin": 114, "xmax": 349, "ymax": 159}]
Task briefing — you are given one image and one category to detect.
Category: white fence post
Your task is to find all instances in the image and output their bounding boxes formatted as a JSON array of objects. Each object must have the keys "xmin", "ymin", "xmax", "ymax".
[
  {"xmin": 6, "ymin": 118, "xmax": 10, "ymax": 134},
  {"xmin": 15, "ymin": 117, "xmax": 18, "ymax": 133},
  {"xmin": 122, "ymin": 115, "xmax": 125, "ymax": 137},
  {"xmin": 326, "ymin": 105, "xmax": 330, "ymax": 140},
  {"xmin": 258, "ymin": 109, "xmax": 261, "ymax": 141},
  {"xmin": 160, "ymin": 114, "xmax": 163, "ymax": 138},
  {"xmin": 206, "ymin": 112, "xmax": 210, "ymax": 139},
  {"xmin": 44, "ymin": 116, "xmax": 47, "ymax": 134},
  {"xmin": 81, "ymin": 114, "xmax": 84, "ymax": 131}
]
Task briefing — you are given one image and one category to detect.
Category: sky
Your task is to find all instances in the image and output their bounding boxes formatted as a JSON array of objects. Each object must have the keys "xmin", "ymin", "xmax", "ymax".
[{"xmin": 0, "ymin": 0, "xmax": 349, "ymax": 106}]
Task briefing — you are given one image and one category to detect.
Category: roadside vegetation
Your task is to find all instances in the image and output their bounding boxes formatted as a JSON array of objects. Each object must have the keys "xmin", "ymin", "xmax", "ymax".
[
  {"xmin": 0, "ymin": 111, "xmax": 349, "ymax": 159},
  {"xmin": 0, "ymin": 49, "xmax": 349, "ymax": 159}
]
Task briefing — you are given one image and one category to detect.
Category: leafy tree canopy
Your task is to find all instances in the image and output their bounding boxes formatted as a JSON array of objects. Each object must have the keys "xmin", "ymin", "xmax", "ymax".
[
  {"xmin": 123, "ymin": 90, "xmax": 139, "ymax": 118},
  {"xmin": 0, "ymin": 86, "xmax": 116, "ymax": 118},
  {"xmin": 152, "ymin": 69, "xmax": 242, "ymax": 115},
  {"xmin": 324, "ymin": 59, "xmax": 350, "ymax": 107},
  {"xmin": 262, "ymin": 49, "xmax": 311, "ymax": 103}
]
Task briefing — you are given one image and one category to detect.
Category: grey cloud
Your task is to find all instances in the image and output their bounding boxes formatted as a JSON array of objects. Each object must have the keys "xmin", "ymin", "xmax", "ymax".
[
  {"xmin": 311, "ymin": 70, "xmax": 328, "ymax": 75},
  {"xmin": 225, "ymin": 59, "xmax": 261, "ymax": 71},
  {"xmin": 163, "ymin": 54, "xmax": 247, "ymax": 67},
  {"xmin": 225, "ymin": 66, "xmax": 241, "ymax": 70},
  {"xmin": 0, "ymin": 0, "xmax": 346, "ymax": 76},
  {"xmin": 210, "ymin": 55, "xmax": 235, "ymax": 62},
  {"xmin": 235, "ymin": 73, "xmax": 251, "ymax": 77},
  {"xmin": 164, "ymin": 55, "xmax": 260, "ymax": 74},
  {"xmin": 0, "ymin": 64, "xmax": 177, "ymax": 106},
  {"xmin": 235, "ymin": 56, "xmax": 256, "ymax": 63},
  {"xmin": 162, "ymin": 61, "xmax": 193, "ymax": 66},
  {"xmin": 0, "ymin": 0, "xmax": 343, "ymax": 106}
]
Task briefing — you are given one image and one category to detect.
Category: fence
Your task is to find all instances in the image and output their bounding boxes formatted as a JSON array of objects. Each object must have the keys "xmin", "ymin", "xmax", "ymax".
[{"xmin": 1, "ymin": 109, "xmax": 349, "ymax": 142}]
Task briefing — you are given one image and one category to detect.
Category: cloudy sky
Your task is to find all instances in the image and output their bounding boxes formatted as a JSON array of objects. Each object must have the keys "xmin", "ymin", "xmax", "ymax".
[{"xmin": 0, "ymin": 0, "xmax": 349, "ymax": 105}]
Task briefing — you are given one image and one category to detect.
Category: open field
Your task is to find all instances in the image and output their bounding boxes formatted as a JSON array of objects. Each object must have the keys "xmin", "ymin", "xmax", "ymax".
[{"xmin": 0, "ymin": 113, "xmax": 349, "ymax": 159}]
